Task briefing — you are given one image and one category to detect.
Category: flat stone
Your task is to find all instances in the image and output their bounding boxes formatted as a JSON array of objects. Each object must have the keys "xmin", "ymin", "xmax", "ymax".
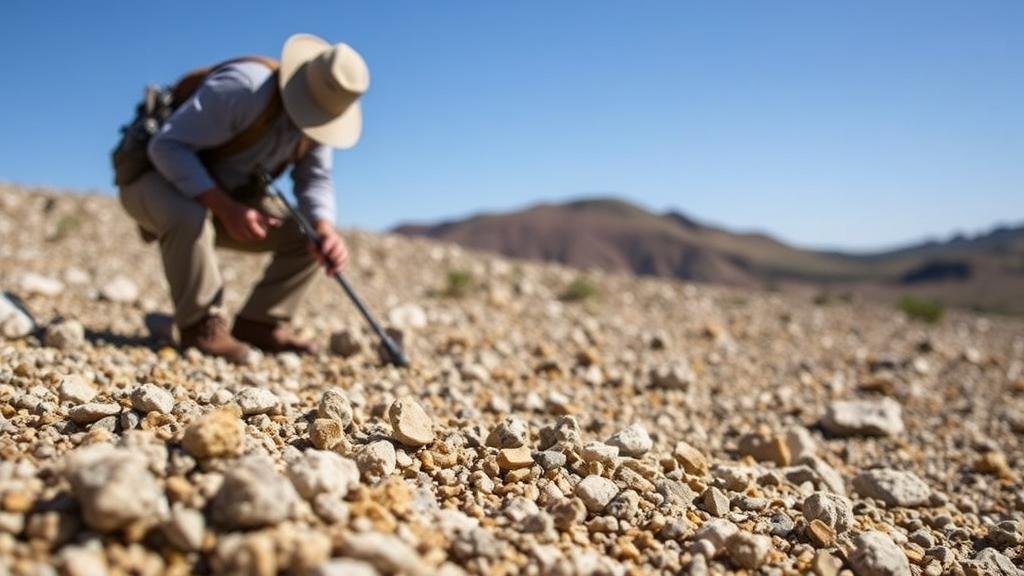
[
  {"xmin": 822, "ymin": 398, "xmax": 904, "ymax": 437},
  {"xmin": 807, "ymin": 518, "xmax": 836, "ymax": 548},
  {"xmin": 606, "ymin": 423, "xmax": 653, "ymax": 457},
  {"xmin": 68, "ymin": 402, "xmax": 120, "ymax": 424},
  {"xmin": 387, "ymin": 396, "xmax": 434, "ymax": 448},
  {"xmin": 674, "ymin": 440, "xmax": 709, "ymax": 476},
  {"xmin": 848, "ymin": 531, "xmax": 911, "ymax": 576},
  {"xmin": 853, "ymin": 469, "xmax": 932, "ymax": 507},
  {"xmin": 497, "ymin": 446, "xmax": 534, "ymax": 471},
  {"xmin": 575, "ymin": 475, "xmax": 619, "ymax": 513},
  {"xmin": 581, "ymin": 441, "xmax": 619, "ymax": 466},
  {"xmin": 702, "ymin": 486, "xmax": 731, "ymax": 517},
  {"xmin": 738, "ymin": 431, "xmax": 790, "ymax": 466},
  {"xmin": 130, "ymin": 383, "xmax": 175, "ymax": 414}
]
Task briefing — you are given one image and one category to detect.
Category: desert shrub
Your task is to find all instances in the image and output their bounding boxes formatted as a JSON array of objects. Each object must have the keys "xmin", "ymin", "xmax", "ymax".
[
  {"xmin": 898, "ymin": 296, "xmax": 945, "ymax": 323},
  {"xmin": 443, "ymin": 269, "xmax": 475, "ymax": 298},
  {"xmin": 561, "ymin": 277, "xmax": 599, "ymax": 302}
]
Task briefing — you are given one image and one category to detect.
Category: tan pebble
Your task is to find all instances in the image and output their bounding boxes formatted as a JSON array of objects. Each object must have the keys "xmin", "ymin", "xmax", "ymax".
[
  {"xmin": 387, "ymin": 396, "xmax": 434, "ymax": 448},
  {"xmin": 807, "ymin": 518, "xmax": 836, "ymax": 548},
  {"xmin": 181, "ymin": 408, "xmax": 244, "ymax": 459},
  {"xmin": 309, "ymin": 418, "xmax": 344, "ymax": 450},
  {"xmin": 674, "ymin": 441, "xmax": 709, "ymax": 476},
  {"xmin": 497, "ymin": 447, "xmax": 534, "ymax": 471},
  {"xmin": 1, "ymin": 490, "xmax": 33, "ymax": 513}
]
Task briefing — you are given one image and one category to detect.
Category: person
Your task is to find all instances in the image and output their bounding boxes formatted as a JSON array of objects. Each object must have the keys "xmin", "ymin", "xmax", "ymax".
[{"xmin": 118, "ymin": 33, "xmax": 367, "ymax": 363}]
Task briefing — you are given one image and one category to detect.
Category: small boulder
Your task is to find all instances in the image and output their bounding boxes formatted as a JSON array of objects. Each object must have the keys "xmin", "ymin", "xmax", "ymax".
[
  {"xmin": 821, "ymin": 398, "xmax": 904, "ymax": 437},
  {"xmin": 852, "ymin": 469, "xmax": 931, "ymax": 508},
  {"xmin": 606, "ymin": 423, "xmax": 653, "ymax": 458},
  {"xmin": 64, "ymin": 444, "xmax": 168, "ymax": 533},
  {"xmin": 210, "ymin": 455, "xmax": 298, "ymax": 529}
]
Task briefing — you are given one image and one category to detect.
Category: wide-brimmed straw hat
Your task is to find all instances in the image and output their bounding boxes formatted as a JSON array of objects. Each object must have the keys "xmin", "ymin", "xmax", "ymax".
[{"xmin": 279, "ymin": 33, "xmax": 369, "ymax": 149}]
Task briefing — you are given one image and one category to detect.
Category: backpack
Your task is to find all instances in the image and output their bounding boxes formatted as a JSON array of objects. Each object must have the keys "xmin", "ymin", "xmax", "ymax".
[{"xmin": 111, "ymin": 56, "xmax": 309, "ymax": 188}]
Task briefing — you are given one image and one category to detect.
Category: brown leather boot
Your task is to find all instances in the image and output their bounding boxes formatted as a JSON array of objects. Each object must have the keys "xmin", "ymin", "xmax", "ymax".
[
  {"xmin": 179, "ymin": 315, "xmax": 255, "ymax": 365},
  {"xmin": 231, "ymin": 317, "xmax": 317, "ymax": 355}
]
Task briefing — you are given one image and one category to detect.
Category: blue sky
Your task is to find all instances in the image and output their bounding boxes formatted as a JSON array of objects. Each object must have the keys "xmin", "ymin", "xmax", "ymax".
[{"xmin": 1, "ymin": 1, "xmax": 1021, "ymax": 250}]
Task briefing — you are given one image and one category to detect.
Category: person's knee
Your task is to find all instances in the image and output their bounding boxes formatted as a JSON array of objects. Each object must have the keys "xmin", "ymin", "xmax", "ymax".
[{"xmin": 163, "ymin": 203, "xmax": 212, "ymax": 243}]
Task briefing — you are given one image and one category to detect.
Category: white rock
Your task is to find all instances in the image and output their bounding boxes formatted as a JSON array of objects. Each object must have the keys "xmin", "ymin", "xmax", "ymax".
[
  {"xmin": 44, "ymin": 319, "xmax": 85, "ymax": 350},
  {"xmin": 235, "ymin": 387, "xmax": 279, "ymax": 415},
  {"xmin": 64, "ymin": 445, "xmax": 168, "ymax": 532},
  {"xmin": 388, "ymin": 303, "xmax": 428, "ymax": 329},
  {"xmin": 853, "ymin": 469, "xmax": 931, "ymax": 508},
  {"xmin": 63, "ymin": 267, "xmax": 91, "ymax": 285},
  {"xmin": 130, "ymin": 383, "xmax": 175, "ymax": 414},
  {"xmin": 339, "ymin": 532, "xmax": 428, "ymax": 576},
  {"xmin": 486, "ymin": 416, "xmax": 530, "ymax": 449},
  {"xmin": 99, "ymin": 276, "xmax": 139, "ymax": 303},
  {"xmin": 822, "ymin": 398, "xmax": 904, "ymax": 437},
  {"xmin": 210, "ymin": 455, "xmax": 298, "ymax": 529},
  {"xmin": 726, "ymin": 531, "xmax": 771, "ymax": 569},
  {"xmin": 69, "ymin": 402, "xmax": 121, "ymax": 424},
  {"xmin": 356, "ymin": 440, "xmax": 397, "ymax": 482},
  {"xmin": 848, "ymin": 531, "xmax": 911, "ymax": 576},
  {"xmin": 19, "ymin": 272, "xmax": 64, "ymax": 297},
  {"xmin": 163, "ymin": 504, "xmax": 205, "ymax": 552},
  {"xmin": 803, "ymin": 491, "xmax": 854, "ymax": 533},
  {"xmin": 606, "ymin": 423, "xmax": 653, "ymax": 457},
  {"xmin": 58, "ymin": 375, "xmax": 96, "ymax": 404},
  {"xmin": 287, "ymin": 449, "xmax": 360, "ymax": 500},
  {"xmin": 318, "ymin": 388, "xmax": 354, "ymax": 428},
  {"xmin": 575, "ymin": 475, "xmax": 619, "ymax": 513},
  {"xmin": 314, "ymin": 559, "xmax": 379, "ymax": 576},
  {"xmin": 692, "ymin": 518, "xmax": 739, "ymax": 555},
  {"xmin": 388, "ymin": 396, "xmax": 434, "ymax": 447}
]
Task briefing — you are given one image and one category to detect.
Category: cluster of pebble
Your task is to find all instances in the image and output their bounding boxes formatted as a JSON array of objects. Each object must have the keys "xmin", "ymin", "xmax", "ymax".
[{"xmin": 0, "ymin": 186, "xmax": 1022, "ymax": 575}]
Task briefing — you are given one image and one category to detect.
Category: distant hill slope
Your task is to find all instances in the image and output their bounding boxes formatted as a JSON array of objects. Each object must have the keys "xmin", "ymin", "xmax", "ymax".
[{"xmin": 394, "ymin": 197, "xmax": 1024, "ymax": 313}]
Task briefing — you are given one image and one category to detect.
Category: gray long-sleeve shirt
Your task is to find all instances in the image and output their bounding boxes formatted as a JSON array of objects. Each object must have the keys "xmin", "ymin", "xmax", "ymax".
[{"xmin": 147, "ymin": 61, "xmax": 336, "ymax": 225}]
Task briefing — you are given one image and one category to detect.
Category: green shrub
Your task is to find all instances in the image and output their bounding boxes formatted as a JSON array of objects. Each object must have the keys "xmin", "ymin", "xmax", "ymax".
[
  {"xmin": 443, "ymin": 269, "xmax": 475, "ymax": 298},
  {"xmin": 561, "ymin": 277, "xmax": 599, "ymax": 302},
  {"xmin": 898, "ymin": 296, "xmax": 945, "ymax": 324}
]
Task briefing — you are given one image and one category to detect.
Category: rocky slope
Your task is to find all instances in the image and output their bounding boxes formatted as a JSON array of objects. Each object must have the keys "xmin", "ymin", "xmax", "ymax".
[{"xmin": 1, "ymin": 184, "xmax": 1023, "ymax": 576}]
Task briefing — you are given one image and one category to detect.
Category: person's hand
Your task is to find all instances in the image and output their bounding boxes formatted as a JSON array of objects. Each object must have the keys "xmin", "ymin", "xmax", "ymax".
[
  {"xmin": 198, "ymin": 188, "xmax": 280, "ymax": 242},
  {"xmin": 312, "ymin": 220, "xmax": 348, "ymax": 274}
]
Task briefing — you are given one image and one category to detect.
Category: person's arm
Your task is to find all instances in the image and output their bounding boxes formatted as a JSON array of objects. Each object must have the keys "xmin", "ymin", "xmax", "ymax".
[
  {"xmin": 293, "ymin": 143, "xmax": 347, "ymax": 272},
  {"xmin": 149, "ymin": 67, "xmax": 277, "ymax": 241}
]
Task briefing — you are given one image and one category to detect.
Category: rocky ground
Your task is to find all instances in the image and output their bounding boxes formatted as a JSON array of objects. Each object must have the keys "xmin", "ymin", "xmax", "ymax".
[{"xmin": 0, "ymin": 184, "xmax": 1022, "ymax": 576}]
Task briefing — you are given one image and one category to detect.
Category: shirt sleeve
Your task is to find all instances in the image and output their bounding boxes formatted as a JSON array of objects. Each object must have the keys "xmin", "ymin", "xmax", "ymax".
[
  {"xmin": 147, "ymin": 69, "xmax": 258, "ymax": 198},
  {"xmin": 291, "ymin": 143, "xmax": 336, "ymax": 225}
]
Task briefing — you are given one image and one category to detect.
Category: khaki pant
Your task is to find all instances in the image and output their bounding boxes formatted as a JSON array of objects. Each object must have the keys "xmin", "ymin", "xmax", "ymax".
[{"xmin": 118, "ymin": 171, "xmax": 319, "ymax": 328}]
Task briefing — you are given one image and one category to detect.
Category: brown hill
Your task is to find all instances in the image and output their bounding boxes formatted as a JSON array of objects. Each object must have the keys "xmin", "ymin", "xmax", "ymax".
[{"xmin": 394, "ymin": 197, "xmax": 1024, "ymax": 313}]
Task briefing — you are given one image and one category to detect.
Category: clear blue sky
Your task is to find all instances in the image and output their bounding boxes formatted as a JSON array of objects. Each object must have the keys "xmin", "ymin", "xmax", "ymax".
[{"xmin": 2, "ymin": 1, "xmax": 1021, "ymax": 250}]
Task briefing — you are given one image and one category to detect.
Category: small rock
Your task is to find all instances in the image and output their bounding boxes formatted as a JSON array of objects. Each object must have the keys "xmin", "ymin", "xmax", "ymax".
[
  {"xmin": 44, "ymin": 319, "xmax": 85, "ymax": 350},
  {"xmin": 803, "ymin": 491, "xmax": 854, "ymax": 533},
  {"xmin": 387, "ymin": 396, "xmax": 434, "ymax": 448},
  {"xmin": 163, "ymin": 504, "xmax": 205, "ymax": 552},
  {"xmin": 309, "ymin": 418, "xmax": 345, "ymax": 450},
  {"xmin": 486, "ymin": 416, "xmax": 530, "ymax": 448},
  {"xmin": 58, "ymin": 546, "xmax": 107, "ymax": 576},
  {"xmin": 785, "ymin": 426, "xmax": 818, "ymax": 461},
  {"xmin": 234, "ymin": 387, "xmax": 279, "ymax": 416},
  {"xmin": 315, "ymin": 559, "xmax": 379, "ymax": 576},
  {"xmin": 675, "ymin": 440, "xmax": 710, "ymax": 477},
  {"xmin": 58, "ymin": 375, "xmax": 96, "ymax": 404},
  {"xmin": 339, "ymin": 531, "xmax": 427, "ymax": 576},
  {"xmin": 651, "ymin": 362, "xmax": 695, "ymax": 390},
  {"xmin": 821, "ymin": 398, "xmax": 904, "ymax": 437},
  {"xmin": 738, "ymin": 431, "xmax": 790, "ymax": 466},
  {"xmin": 961, "ymin": 548, "xmax": 1024, "ymax": 576},
  {"xmin": 575, "ymin": 475, "xmax": 619, "ymax": 513},
  {"xmin": 318, "ymin": 389, "xmax": 354, "ymax": 428},
  {"xmin": 329, "ymin": 329, "xmax": 364, "ymax": 357},
  {"xmin": 853, "ymin": 469, "xmax": 931, "ymax": 508},
  {"xmin": 68, "ymin": 402, "xmax": 120, "ymax": 424},
  {"xmin": 64, "ymin": 444, "xmax": 168, "ymax": 532},
  {"xmin": 387, "ymin": 303, "xmax": 428, "ymax": 329},
  {"xmin": 692, "ymin": 518, "xmax": 738, "ymax": 555},
  {"xmin": 807, "ymin": 518, "xmax": 836, "ymax": 548},
  {"xmin": 130, "ymin": 383, "xmax": 175, "ymax": 414},
  {"xmin": 210, "ymin": 455, "xmax": 298, "ymax": 529},
  {"xmin": 726, "ymin": 531, "xmax": 771, "ymax": 569},
  {"xmin": 812, "ymin": 550, "xmax": 843, "ymax": 576},
  {"xmin": 497, "ymin": 446, "xmax": 534, "ymax": 471},
  {"xmin": 19, "ymin": 272, "xmax": 63, "ymax": 297},
  {"xmin": 287, "ymin": 449, "xmax": 360, "ymax": 500},
  {"xmin": 581, "ymin": 441, "xmax": 619, "ymax": 466},
  {"xmin": 848, "ymin": 531, "xmax": 911, "ymax": 576},
  {"xmin": 606, "ymin": 423, "xmax": 653, "ymax": 457},
  {"xmin": 99, "ymin": 276, "xmax": 138, "ymax": 303},
  {"xmin": 535, "ymin": 450, "xmax": 567, "ymax": 470},
  {"xmin": 356, "ymin": 440, "xmax": 397, "ymax": 481},
  {"xmin": 549, "ymin": 497, "xmax": 586, "ymax": 530},
  {"xmin": 702, "ymin": 487, "xmax": 730, "ymax": 517},
  {"xmin": 181, "ymin": 408, "xmax": 245, "ymax": 459},
  {"xmin": 975, "ymin": 451, "xmax": 1015, "ymax": 480}
]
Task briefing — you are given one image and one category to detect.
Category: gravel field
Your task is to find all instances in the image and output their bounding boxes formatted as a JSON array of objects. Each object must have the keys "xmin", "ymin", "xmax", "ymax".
[{"xmin": 1, "ymin": 185, "xmax": 1022, "ymax": 575}]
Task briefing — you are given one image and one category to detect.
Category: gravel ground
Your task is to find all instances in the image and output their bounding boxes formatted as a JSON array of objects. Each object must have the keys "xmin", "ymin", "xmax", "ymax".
[{"xmin": 0, "ymin": 184, "xmax": 1022, "ymax": 576}]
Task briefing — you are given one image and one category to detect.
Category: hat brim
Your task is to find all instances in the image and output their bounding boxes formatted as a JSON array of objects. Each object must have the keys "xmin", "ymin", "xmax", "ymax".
[{"xmin": 279, "ymin": 33, "xmax": 362, "ymax": 149}]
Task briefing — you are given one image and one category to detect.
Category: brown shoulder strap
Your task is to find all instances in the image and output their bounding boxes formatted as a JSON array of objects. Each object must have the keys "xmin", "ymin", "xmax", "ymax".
[{"xmin": 169, "ymin": 56, "xmax": 282, "ymax": 165}]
